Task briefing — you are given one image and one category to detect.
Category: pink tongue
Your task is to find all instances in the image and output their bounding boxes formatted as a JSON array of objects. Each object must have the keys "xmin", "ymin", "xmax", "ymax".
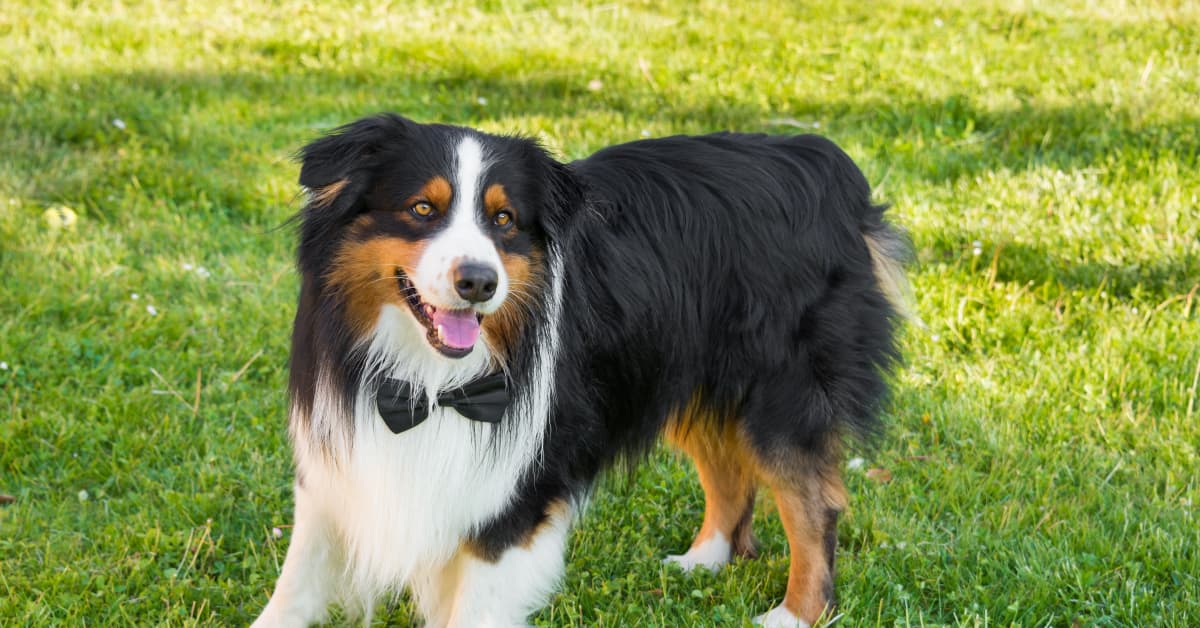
[{"xmin": 431, "ymin": 309, "xmax": 481, "ymax": 349}]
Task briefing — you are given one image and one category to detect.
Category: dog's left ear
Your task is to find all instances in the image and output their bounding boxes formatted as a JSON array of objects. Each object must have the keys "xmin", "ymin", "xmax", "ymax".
[{"xmin": 536, "ymin": 155, "xmax": 585, "ymax": 242}]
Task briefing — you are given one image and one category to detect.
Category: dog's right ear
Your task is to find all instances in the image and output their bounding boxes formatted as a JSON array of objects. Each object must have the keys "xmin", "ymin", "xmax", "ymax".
[
  {"xmin": 298, "ymin": 113, "xmax": 412, "ymax": 214},
  {"xmin": 294, "ymin": 114, "xmax": 412, "ymax": 276}
]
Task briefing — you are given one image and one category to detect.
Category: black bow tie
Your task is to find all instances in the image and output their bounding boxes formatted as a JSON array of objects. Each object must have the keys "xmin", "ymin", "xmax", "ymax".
[{"xmin": 375, "ymin": 373, "xmax": 510, "ymax": 434}]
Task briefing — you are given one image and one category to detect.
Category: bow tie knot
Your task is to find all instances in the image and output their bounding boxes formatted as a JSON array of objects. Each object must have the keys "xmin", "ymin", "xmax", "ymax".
[{"xmin": 376, "ymin": 373, "xmax": 510, "ymax": 434}]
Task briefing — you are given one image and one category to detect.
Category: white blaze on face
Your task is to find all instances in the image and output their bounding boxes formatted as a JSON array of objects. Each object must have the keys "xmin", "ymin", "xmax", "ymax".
[{"xmin": 413, "ymin": 135, "xmax": 508, "ymax": 314}]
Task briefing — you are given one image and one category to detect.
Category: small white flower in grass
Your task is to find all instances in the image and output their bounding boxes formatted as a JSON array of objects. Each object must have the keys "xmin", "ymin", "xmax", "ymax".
[
  {"xmin": 43, "ymin": 206, "xmax": 78, "ymax": 230},
  {"xmin": 587, "ymin": 79, "xmax": 604, "ymax": 92},
  {"xmin": 476, "ymin": 96, "xmax": 488, "ymax": 106},
  {"xmin": 640, "ymin": 129, "xmax": 652, "ymax": 138},
  {"xmin": 972, "ymin": 240, "xmax": 983, "ymax": 256},
  {"xmin": 0, "ymin": 362, "xmax": 8, "ymax": 370},
  {"xmin": 847, "ymin": 457, "xmax": 866, "ymax": 471},
  {"xmin": 78, "ymin": 489, "xmax": 89, "ymax": 502},
  {"xmin": 934, "ymin": 18, "xmax": 945, "ymax": 27},
  {"xmin": 272, "ymin": 527, "xmax": 283, "ymax": 539},
  {"xmin": 196, "ymin": 266, "xmax": 211, "ymax": 279},
  {"xmin": 112, "ymin": 118, "xmax": 126, "ymax": 130},
  {"xmin": 131, "ymin": 293, "xmax": 139, "ymax": 300},
  {"xmin": 146, "ymin": 305, "xmax": 158, "ymax": 316},
  {"xmin": 930, "ymin": 333, "xmax": 940, "ymax": 342},
  {"xmin": 182, "ymin": 262, "xmax": 194, "ymax": 271}
]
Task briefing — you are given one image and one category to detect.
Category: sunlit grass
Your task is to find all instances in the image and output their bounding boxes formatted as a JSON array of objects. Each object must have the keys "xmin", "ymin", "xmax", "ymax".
[{"xmin": 2, "ymin": 1, "xmax": 1197, "ymax": 625}]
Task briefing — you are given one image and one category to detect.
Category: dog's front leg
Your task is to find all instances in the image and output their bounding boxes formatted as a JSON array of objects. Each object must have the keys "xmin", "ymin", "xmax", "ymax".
[
  {"xmin": 252, "ymin": 482, "xmax": 341, "ymax": 628},
  {"xmin": 441, "ymin": 501, "xmax": 573, "ymax": 628}
]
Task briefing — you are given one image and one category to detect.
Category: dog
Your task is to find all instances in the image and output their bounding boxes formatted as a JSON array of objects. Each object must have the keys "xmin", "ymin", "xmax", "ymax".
[{"xmin": 252, "ymin": 113, "xmax": 911, "ymax": 627}]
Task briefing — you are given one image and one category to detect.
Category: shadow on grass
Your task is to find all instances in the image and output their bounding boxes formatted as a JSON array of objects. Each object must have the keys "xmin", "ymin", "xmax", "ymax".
[
  {"xmin": 9, "ymin": 63, "xmax": 1200, "ymax": 172},
  {"xmin": 971, "ymin": 240, "xmax": 1197, "ymax": 300},
  {"xmin": 6, "ymin": 66, "xmax": 1198, "ymax": 298}
]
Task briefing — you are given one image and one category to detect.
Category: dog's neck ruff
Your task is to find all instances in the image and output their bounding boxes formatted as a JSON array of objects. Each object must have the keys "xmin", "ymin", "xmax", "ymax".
[{"xmin": 376, "ymin": 372, "xmax": 510, "ymax": 434}]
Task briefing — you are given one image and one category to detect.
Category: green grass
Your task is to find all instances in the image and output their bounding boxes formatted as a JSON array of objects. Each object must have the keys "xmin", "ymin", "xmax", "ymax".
[{"xmin": 2, "ymin": 0, "xmax": 1198, "ymax": 625}]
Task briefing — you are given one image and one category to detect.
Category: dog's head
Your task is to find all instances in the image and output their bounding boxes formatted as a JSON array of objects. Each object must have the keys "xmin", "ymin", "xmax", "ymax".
[{"xmin": 295, "ymin": 114, "xmax": 576, "ymax": 361}]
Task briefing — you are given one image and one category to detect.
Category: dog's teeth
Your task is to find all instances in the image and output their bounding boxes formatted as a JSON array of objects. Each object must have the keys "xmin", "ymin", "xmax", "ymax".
[
  {"xmin": 436, "ymin": 325, "xmax": 445, "ymax": 342},
  {"xmin": 424, "ymin": 304, "xmax": 436, "ymax": 317}
]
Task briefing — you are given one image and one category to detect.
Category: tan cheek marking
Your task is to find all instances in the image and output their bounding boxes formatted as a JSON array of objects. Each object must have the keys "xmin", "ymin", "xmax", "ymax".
[
  {"xmin": 349, "ymin": 214, "xmax": 376, "ymax": 235},
  {"xmin": 481, "ymin": 248, "xmax": 543, "ymax": 360},
  {"xmin": 326, "ymin": 236, "xmax": 427, "ymax": 335},
  {"xmin": 312, "ymin": 178, "xmax": 349, "ymax": 208}
]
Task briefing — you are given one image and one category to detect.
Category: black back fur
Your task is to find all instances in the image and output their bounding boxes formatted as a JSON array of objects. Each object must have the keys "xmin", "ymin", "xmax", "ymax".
[{"xmin": 474, "ymin": 132, "xmax": 905, "ymax": 553}]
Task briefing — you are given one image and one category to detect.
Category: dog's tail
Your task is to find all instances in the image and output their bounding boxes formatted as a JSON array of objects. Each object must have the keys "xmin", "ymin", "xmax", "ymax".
[{"xmin": 863, "ymin": 222, "xmax": 922, "ymax": 326}]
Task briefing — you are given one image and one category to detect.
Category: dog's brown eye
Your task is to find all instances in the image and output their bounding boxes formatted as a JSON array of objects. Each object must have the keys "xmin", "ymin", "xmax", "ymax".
[
  {"xmin": 411, "ymin": 201, "xmax": 436, "ymax": 218},
  {"xmin": 494, "ymin": 210, "xmax": 513, "ymax": 228}
]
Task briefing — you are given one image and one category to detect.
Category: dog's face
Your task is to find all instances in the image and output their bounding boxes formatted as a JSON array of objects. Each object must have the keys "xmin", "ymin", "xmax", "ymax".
[{"xmin": 295, "ymin": 115, "xmax": 573, "ymax": 360}]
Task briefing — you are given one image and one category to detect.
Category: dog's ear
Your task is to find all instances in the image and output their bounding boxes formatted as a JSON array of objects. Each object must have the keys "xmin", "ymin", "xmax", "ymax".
[
  {"xmin": 298, "ymin": 113, "xmax": 412, "ymax": 212},
  {"xmin": 294, "ymin": 114, "xmax": 412, "ymax": 275},
  {"xmin": 535, "ymin": 153, "xmax": 585, "ymax": 242}
]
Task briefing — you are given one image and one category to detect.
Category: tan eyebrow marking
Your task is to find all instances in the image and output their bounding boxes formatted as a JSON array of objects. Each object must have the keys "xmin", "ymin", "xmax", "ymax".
[
  {"xmin": 408, "ymin": 176, "xmax": 453, "ymax": 211},
  {"xmin": 484, "ymin": 183, "xmax": 512, "ymax": 219}
]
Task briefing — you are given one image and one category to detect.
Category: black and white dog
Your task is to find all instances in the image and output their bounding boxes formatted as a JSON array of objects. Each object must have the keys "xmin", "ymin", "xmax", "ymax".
[{"xmin": 253, "ymin": 114, "xmax": 911, "ymax": 627}]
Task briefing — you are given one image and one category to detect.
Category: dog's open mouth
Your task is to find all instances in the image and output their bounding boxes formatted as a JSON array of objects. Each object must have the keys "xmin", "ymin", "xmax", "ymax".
[{"xmin": 398, "ymin": 271, "xmax": 483, "ymax": 359}]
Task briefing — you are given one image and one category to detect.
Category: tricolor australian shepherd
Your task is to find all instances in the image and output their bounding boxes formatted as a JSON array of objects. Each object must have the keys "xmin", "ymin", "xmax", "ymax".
[{"xmin": 253, "ymin": 114, "xmax": 911, "ymax": 627}]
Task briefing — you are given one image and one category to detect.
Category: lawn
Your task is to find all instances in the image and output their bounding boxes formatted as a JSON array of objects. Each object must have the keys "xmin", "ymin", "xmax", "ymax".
[{"xmin": 1, "ymin": 0, "xmax": 1198, "ymax": 625}]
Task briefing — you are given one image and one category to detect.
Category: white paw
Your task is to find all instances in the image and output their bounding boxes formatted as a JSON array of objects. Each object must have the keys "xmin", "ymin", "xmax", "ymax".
[
  {"xmin": 662, "ymin": 551, "xmax": 728, "ymax": 573},
  {"xmin": 752, "ymin": 605, "xmax": 811, "ymax": 628},
  {"xmin": 661, "ymin": 532, "xmax": 731, "ymax": 573}
]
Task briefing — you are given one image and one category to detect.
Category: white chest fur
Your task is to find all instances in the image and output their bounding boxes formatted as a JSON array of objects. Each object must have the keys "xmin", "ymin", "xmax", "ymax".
[
  {"xmin": 297, "ymin": 403, "xmax": 534, "ymax": 598},
  {"xmin": 292, "ymin": 248, "xmax": 564, "ymax": 604}
]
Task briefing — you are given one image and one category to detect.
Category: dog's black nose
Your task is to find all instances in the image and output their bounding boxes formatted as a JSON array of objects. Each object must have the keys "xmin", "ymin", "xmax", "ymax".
[{"xmin": 454, "ymin": 263, "xmax": 498, "ymax": 303}]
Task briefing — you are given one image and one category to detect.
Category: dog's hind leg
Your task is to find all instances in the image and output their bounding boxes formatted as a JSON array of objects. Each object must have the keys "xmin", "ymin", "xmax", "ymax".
[
  {"xmin": 252, "ymin": 482, "xmax": 342, "ymax": 628},
  {"xmin": 664, "ymin": 401, "xmax": 759, "ymax": 573},
  {"xmin": 752, "ymin": 458, "xmax": 846, "ymax": 628}
]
